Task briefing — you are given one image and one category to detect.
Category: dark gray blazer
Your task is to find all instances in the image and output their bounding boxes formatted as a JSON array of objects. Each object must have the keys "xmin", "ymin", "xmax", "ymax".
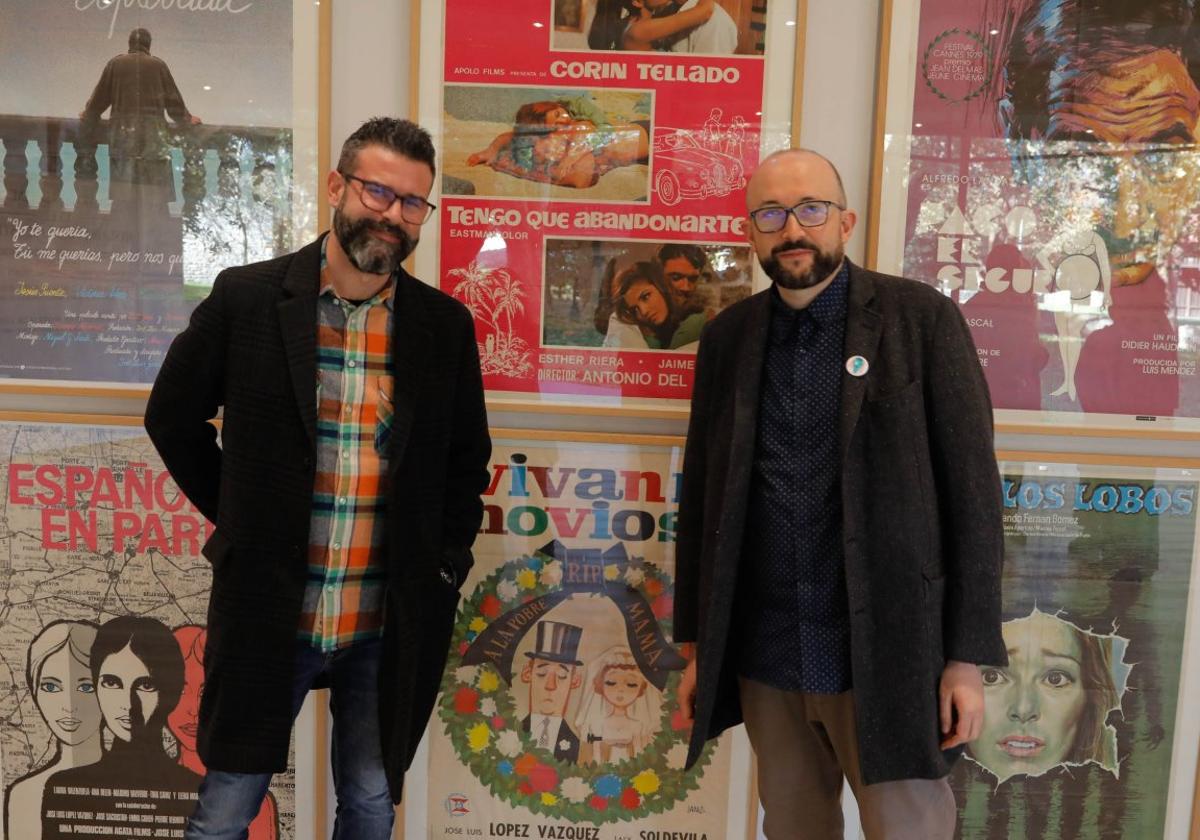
[
  {"xmin": 145, "ymin": 235, "xmax": 491, "ymax": 803},
  {"xmin": 674, "ymin": 261, "xmax": 1006, "ymax": 785}
]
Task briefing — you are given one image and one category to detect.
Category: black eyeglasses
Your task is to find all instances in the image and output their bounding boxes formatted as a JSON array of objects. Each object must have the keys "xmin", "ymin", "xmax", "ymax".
[
  {"xmin": 339, "ymin": 171, "xmax": 436, "ymax": 224},
  {"xmin": 749, "ymin": 199, "xmax": 844, "ymax": 233}
]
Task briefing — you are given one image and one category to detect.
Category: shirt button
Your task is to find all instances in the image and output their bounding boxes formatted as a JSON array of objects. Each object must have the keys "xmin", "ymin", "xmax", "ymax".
[
  {"xmin": 348, "ymin": 360, "xmax": 357, "ymax": 368},
  {"xmin": 338, "ymin": 497, "xmax": 347, "ymax": 505},
  {"xmin": 332, "ymin": 542, "xmax": 341, "ymax": 550}
]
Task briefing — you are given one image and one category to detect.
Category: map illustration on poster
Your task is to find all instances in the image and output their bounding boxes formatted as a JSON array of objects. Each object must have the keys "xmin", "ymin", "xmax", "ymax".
[
  {"xmin": 0, "ymin": 1, "xmax": 315, "ymax": 388},
  {"xmin": 419, "ymin": 440, "xmax": 751, "ymax": 838},
  {"xmin": 425, "ymin": 0, "xmax": 795, "ymax": 406},
  {"xmin": 948, "ymin": 462, "xmax": 1200, "ymax": 838},
  {"xmin": 0, "ymin": 423, "xmax": 295, "ymax": 840},
  {"xmin": 875, "ymin": 0, "xmax": 1200, "ymax": 428}
]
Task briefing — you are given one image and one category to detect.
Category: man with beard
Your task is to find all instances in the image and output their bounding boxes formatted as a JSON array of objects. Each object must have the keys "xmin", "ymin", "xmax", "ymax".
[
  {"xmin": 145, "ymin": 118, "xmax": 491, "ymax": 839},
  {"xmin": 673, "ymin": 150, "xmax": 1005, "ymax": 839}
]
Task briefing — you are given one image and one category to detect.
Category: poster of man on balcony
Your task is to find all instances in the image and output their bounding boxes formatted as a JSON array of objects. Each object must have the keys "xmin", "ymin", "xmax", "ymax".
[{"xmin": 0, "ymin": 0, "xmax": 319, "ymax": 388}]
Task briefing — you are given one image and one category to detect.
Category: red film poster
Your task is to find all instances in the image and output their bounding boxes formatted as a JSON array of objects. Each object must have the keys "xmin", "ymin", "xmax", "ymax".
[{"xmin": 434, "ymin": 0, "xmax": 781, "ymax": 405}]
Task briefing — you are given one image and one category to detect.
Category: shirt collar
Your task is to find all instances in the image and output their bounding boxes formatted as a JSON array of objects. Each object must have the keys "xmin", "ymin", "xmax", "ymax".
[
  {"xmin": 769, "ymin": 259, "xmax": 850, "ymax": 324},
  {"xmin": 318, "ymin": 234, "xmax": 396, "ymax": 311}
]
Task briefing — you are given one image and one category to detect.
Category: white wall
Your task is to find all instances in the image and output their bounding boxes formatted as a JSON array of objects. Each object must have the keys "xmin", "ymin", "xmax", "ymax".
[
  {"xmin": 798, "ymin": 0, "xmax": 882, "ymax": 268},
  {"xmin": 329, "ymin": 0, "xmax": 413, "ymax": 168}
]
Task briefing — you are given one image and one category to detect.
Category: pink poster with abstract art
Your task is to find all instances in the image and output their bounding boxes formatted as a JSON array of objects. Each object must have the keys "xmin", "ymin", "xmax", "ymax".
[{"xmin": 875, "ymin": 0, "xmax": 1200, "ymax": 429}]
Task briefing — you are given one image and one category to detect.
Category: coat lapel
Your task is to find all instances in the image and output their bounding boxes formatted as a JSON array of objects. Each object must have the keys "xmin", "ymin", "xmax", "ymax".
[
  {"xmin": 839, "ymin": 263, "xmax": 883, "ymax": 461},
  {"xmin": 387, "ymin": 271, "xmax": 433, "ymax": 470},
  {"xmin": 277, "ymin": 237, "xmax": 324, "ymax": 446},
  {"xmin": 726, "ymin": 291, "xmax": 771, "ymax": 507}
]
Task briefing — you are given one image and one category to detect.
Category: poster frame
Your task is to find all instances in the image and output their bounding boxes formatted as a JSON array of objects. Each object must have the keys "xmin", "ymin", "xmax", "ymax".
[
  {"xmin": 994, "ymin": 448, "xmax": 1200, "ymax": 839},
  {"xmin": 412, "ymin": 0, "xmax": 808, "ymax": 420},
  {"xmin": 0, "ymin": 0, "xmax": 333, "ymax": 404},
  {"xmin": 0, "ymin": 411, "xmax": 331, "ymax": 840},
  {"xmin": 865, "ymin": 0, "xmax": 1200, "ymax": 441},
  {"xmin": 397, "ymin": 428, "xmax": 759, "ymax": 839}
]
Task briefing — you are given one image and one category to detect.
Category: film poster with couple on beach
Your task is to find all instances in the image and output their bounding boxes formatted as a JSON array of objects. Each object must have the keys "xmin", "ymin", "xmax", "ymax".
[
  {"xmin": 0, "ymin": 421, "xmax": 297, "ymax": 840},
  {"xmin": 0, "ymin": 0, "xmax": 315, "ymax": 388},
  {"xmin": 422, "ymin": 440, "xmax": 751, "ymax": 838},
  {"xmin": 433, "ymin": 0, "xmax": 792, "ymax": 407},
  {"xmin": 875, "ymin": 0, "xmax": 1200, "ymax": 428}
]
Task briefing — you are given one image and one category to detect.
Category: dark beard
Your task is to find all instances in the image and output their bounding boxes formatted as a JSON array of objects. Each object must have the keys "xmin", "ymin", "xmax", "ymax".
[
  {"xmin": 760, "ymin": 240, "xmax": 843, "ymax": 290},
  {"xmin": 332, "ymin": 209, "xmax": 416, "ymax": 275}
]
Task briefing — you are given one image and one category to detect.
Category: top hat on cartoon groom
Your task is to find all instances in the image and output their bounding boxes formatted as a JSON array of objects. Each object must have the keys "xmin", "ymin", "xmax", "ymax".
[{"xmin": 524, "ymin": 620, "xmax": 584, "ymax": 666}]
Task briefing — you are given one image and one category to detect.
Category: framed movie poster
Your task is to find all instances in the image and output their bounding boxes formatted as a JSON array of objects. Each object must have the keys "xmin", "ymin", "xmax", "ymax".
[
  {"xmin": 0, "ymin": 0, "xmax": 322, "ymax": 394},
  {"xmin": 0, "ymin": 419, "xmax": 304, "ymax": 840},
  {"xmin": 414, "ymin": 0, "xmax": 806, "ymax": 414},
  {"xmin": 402, "ymin": 436, "xmax": 757, "ymax": 839},
  {"xmin": 947, "ymin": 454, "xmax": 1200, "ymax": 839},
  {"xmin": 870, "ymin": 0, "xmax": 1200, "ymax": 435}
]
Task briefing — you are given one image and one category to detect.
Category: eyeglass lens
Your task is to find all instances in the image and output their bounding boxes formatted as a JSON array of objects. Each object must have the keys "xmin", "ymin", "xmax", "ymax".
[
  {"xmin": 755, "ymin": 201, "xmax": 831, "ymax": 232},
  {"xmin": 354, "ymin": 177, "xmax": 431, "ymax": 223}
]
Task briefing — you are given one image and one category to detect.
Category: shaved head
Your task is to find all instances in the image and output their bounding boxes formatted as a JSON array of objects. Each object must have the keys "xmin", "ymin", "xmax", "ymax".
[{"xmin": 749, "ymin": 148, "xmax": 848, "ymax": 208}]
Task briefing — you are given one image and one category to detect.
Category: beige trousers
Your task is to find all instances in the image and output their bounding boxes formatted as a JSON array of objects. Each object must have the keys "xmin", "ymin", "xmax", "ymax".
[{"xmin": 739, "ymin": 678, "xmax": 956, "ymax": 840}]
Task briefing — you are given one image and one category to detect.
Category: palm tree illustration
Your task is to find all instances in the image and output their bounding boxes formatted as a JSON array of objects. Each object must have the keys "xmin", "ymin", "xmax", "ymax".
[{"xmin": 449, "ymin": 260, "xmax": 534, "ymax": 378}]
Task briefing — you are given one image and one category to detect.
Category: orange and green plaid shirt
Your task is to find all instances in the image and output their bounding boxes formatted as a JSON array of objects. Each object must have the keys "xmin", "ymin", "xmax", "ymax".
[{"xmin": 299, "ymin": 241, "xmax": 395, "ymax": 651}]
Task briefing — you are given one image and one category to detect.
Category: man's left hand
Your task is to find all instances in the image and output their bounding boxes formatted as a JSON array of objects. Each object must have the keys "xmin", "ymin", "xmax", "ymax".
[{"xmin": 939, "ymin": 660, "xmax": 984, "ymax": 750}]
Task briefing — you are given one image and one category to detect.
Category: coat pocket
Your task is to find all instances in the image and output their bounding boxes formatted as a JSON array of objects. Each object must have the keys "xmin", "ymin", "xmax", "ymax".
[
  {"xmin": 375, "ymin": 374, "xmax": 394, "ymax": 454},
  {"xmin": 922, "ymin": 572, "xmax": 946, "ymax": 664}
]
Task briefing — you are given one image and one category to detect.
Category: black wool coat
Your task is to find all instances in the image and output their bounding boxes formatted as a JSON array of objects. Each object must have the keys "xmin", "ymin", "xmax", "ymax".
[
  {"xmin": 674, "ymin": 261, "xmax": 1007, "ymax": 785},
  {"xmin": 145, "ymin": 235, "xmax": 491, "ymax": 802}
]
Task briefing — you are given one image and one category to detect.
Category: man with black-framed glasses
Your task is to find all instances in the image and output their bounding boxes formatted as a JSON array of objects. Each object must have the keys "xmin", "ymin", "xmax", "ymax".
[
  {"xmin": 673, "ymin": 149, "xmax": 1005, "ymax": 839},
  {"xmin": 146, "ymin": 117, "xmax": 491, "ymax": 839}
]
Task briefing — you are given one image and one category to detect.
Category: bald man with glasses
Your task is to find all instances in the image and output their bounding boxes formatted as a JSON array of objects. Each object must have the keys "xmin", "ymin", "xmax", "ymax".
[
  {"xmin": 673, "ymin": 149, "xmax": 1006, "ymax": 839},
  {"xmin": 147, "ymin": 117, "xmax": 490, "ymax": 840}
]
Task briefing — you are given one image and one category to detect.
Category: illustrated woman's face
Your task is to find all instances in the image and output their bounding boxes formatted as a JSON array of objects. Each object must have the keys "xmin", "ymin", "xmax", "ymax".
[
  {"xmin": 35, "ymin": 646, "xmax": 102, "ymax": 746},
  {"xmin": 167, "ymin": 642, "xmax": 204, "ymax": 753},
  {"xmin": 97, "ymin": 644, "xmax": 159, "ymax": 742},
  {"xmin": 971, "ymin": 612, "xmax": 1089, "ymax": 781},
  {"xmin": 601, "ymin": 666, "xmax": 646, "ymax": 711},
  {"xmin": 623, "ymin": 280, "xmax": 668, "ymax": 326}
]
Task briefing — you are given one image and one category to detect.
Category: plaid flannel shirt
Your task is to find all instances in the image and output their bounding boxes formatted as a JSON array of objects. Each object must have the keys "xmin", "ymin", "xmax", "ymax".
[{"xmin": 298, "ymin": 241, "xmax": 395, "ymax": 650}]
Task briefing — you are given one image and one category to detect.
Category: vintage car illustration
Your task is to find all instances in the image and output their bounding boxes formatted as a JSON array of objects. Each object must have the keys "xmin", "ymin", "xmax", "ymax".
[{"xmin": 651, "ymin": 128, "xmax": 746, "ymax": 206}]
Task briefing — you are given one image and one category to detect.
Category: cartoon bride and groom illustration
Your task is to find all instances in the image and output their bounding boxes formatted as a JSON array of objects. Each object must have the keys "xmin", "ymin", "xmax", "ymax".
[{"xmin": 519, "ymin": 620, "xmax": 662, "ymax": 766}]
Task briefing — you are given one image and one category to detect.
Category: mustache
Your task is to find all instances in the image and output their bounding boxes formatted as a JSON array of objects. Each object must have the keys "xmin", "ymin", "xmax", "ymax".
[
  {"xmin": 770, "ymin": 239, "xmax": 816, "ymax": 257},
  {"xmin": 360, "ymin": 217, "xmax": 413, "ymax": 246}
]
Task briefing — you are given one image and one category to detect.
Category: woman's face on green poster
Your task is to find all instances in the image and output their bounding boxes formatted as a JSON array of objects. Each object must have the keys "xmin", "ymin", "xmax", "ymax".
[{"xmin": 971, "ymin": 611, "xmax": 1089, "ymax": 781}]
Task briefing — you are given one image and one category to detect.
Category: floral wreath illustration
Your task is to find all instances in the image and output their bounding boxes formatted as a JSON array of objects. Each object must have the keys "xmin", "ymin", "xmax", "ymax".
[{"xmin": 437, "ymin": 540, "xmax": 714, "ymax": 822}]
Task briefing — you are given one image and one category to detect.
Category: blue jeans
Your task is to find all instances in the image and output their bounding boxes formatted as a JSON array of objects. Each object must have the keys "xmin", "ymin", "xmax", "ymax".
[{"xmin": 184, "ymin": 638, "xmax": 394, "ymax": 840}]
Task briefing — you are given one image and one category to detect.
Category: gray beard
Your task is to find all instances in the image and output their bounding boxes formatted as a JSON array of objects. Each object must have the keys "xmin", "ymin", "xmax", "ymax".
[
  {"xmin": 333, "ymin": 210, "xmax": 416, "ymax": 275},
  {"xmin": 760, "ymin": 242, "xmax": 843, "ymax": 290}
]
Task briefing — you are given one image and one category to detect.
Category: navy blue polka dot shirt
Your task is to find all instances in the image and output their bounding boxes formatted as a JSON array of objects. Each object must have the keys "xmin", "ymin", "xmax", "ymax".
[{"xmin": 736, "ymin": 263, "xmax": 852, "ymax": 693}]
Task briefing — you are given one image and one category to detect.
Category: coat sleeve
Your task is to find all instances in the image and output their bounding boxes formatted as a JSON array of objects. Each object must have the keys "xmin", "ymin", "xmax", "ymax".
[
  {"xmin": 673, "ymin": 325, "xmax": 717, "ymax": 643},
  {"xmin": 159, "ymin": 60, "xmax": 192, "ymax": 124},
  {"xmin": 925, "ymin": 297, "xmax": 1007, "ymax": 666},
  {"xmin": 440, "ymin": 307, "xmax": 492, "ymax": 588},
  {"xmin": 81, "ymin": 60, "xmax": 114, "ymax": 123},
  {"xmin": 144, "ymin": 273, "xmax": 229, "ymax": 525}
]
